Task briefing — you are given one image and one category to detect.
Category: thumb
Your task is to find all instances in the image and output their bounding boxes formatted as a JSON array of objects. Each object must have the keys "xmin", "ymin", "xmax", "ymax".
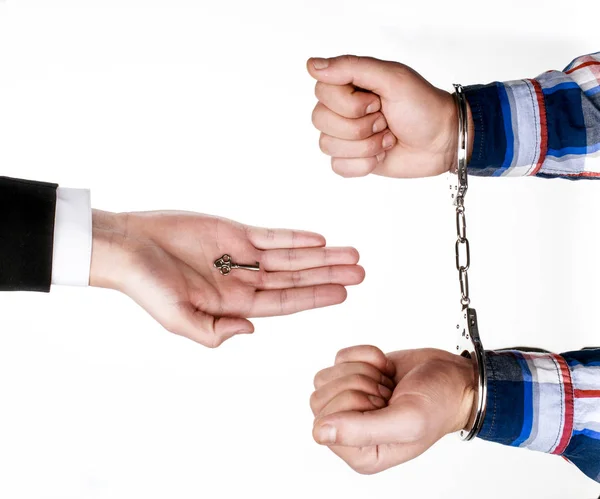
[
  {"xmin": 313, "ymin": 395, "xmax": 431, "ymax": 447},
  {"xmin": 306, "ymin": 55, "xmax": 398, "ymax": 95},
  {"xmin": 167, "ymin": 303, "xmax": 254, "ymax": 348}
]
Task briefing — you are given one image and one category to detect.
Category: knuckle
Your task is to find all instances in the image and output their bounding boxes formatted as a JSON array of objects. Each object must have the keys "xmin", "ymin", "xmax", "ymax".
[
  {"xmin": 311, "ymin": 103, "xmax": 327, "ymax": 130},
  {"xmin": 291, "ymin": 270, "xmax": 302, "ymax": 287},
  {"xmin": 345, "ymin": 390, "xmax": 366, "ymax": 407},
  {"xmin": 257, "ymin": 266, "xmax": 267, "ymax": 289},
  {"xmin": 348, "ymin": 373, "xmax": 371, "ymax": 389},
  {"xmin": 331, "ymin": 158, "xmax": 351, "ymax": 178},
  {"xmin": 314, "ymin": 81, "xmax": 325, "ymax": 100},
  {"xmin": 319, "ymin": 133, "xmax": 330, "ymax": 154},
  {"xmin": 343, "ymin": 54, "xmax": 361, "ymax": 66},
  {"xmin": 350, "ymin": 100, "xmax": 366, "ymax": 118},
  {"xmin": 348, "ymin": 119, "xmax": 369, "ymax": 140},
  {"xmin": 279, "ymin": 288, "xmax": 290, "ymax": 313},
  {"xmin": 287, "ymin": 248, "xmax": 298, "ymax": 263},
  {"xmin": 362, "ymin": 345, "xmax": 385, "ymax": 359},
  {"xmin": 348, "ymin": 449, "xmax": 379, "ymax": 475},
  {"xmin": 313, "ymin": 370, "xmax": 324, "ymax": 388},
  {"xmin": 334, "ymin": 347, "xmax": 350, "ymax": 364},
  {"xmin": 311, "ymin": 105, "xmax": 320, "ymax": 127},
  {"xmin": 363, "ymin": 137, "xmax": 382, "ymax": 156},
  {"xmin": 309, "ymin": 390, "xmax": 320, "ymax": 410},
  {"xmin": 328, "ymin": 264, "xmax": 335, "ymax": 283},
  {"xmin": 203, "ymin": 334, "xmax": 222, "ymax": 349}
]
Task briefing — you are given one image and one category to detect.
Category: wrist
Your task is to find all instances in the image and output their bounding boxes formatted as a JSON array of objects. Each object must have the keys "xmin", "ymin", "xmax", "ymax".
[
  {"xmin": 89, "ymin": 209, "xmax": 130, "ymax": 290},
  {"xmin": 453, "ymin": 354, "xmax": 478, "ymax": 434},
  {"xmin": 466, "ymin": 101, "xmax": 474, "ymax": 163},
  {"xmin": 446, "ymin": 91, "xmax": 475, "ymax": 173}
]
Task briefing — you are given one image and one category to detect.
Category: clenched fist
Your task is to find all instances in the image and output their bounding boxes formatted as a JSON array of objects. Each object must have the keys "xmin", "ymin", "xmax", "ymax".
[
  {"xmin": 310, "ymin": 345, "xmax": 476, "ymax": 474},
  {"xmin": 307, "ymin": 55, "xmax": 473, "ymax": 178}
]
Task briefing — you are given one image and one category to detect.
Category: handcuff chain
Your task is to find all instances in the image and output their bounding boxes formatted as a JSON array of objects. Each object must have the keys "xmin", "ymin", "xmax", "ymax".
[
  {"xmin": 451, "ymin": 84, "xmax": 487, "ymax": 442},
  {"xmin": 452, "ymin": 84, "xmax": 471, "ymax": 309}
]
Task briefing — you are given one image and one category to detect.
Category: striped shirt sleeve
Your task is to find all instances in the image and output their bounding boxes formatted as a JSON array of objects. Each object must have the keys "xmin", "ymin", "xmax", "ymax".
[
  {"xmin": 478, "ymin": 348, "xmax": 600, "ymax": 482},
  {"xmin": 464, "ymin": 52, "xmax": 600, "ymax": 179}
]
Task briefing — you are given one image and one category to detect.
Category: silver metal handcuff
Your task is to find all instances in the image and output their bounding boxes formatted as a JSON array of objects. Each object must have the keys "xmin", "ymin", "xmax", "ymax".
[{"xmin": 449, "ymin": 84, "xmax": 487, "ymax": 441}]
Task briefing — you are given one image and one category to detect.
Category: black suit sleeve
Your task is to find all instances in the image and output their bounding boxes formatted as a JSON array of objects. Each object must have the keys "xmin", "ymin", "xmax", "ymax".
[{"xmin": 0, "ymin": 176, "xmax": 58, "ymax": 292}]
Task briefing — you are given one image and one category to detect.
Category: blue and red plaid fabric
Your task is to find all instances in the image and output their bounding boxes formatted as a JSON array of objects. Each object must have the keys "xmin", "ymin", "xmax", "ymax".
[
  {"xmin": 463, "ymin": 52, "xmax": 600, "ymax": 482},
  {"xmin": 480, "ymin": 349, "xmax": 600, "ymax": 482},
  {"xmin": 464, "ymin": 52, "xmax": 600, "ymax": 179}
]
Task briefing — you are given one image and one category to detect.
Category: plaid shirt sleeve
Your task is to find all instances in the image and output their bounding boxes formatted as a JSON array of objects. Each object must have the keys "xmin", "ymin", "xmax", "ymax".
[
  {"xmin": 478, "ymin": 348, "xmax": 600, "ymax": 482},
  {"xmin": 463, "ymin": 52, "xmax": 600, "ymax": 178}
]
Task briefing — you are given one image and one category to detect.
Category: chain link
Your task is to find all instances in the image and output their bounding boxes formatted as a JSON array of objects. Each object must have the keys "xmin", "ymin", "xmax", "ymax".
[{"xmin": 452, "ymin": 84, "xmax": 471, "ymax": 309}]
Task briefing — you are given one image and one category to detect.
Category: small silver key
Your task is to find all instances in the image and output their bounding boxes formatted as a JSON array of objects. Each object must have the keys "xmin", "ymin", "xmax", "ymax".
[{"xmin": 214, "ymin": 254, "xmax": 260, "ymax": 276}]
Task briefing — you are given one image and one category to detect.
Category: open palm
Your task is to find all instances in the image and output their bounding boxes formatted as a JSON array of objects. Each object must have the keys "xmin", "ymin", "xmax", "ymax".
[{"xmin": 91, "ymin": 210, "xmax": 364, "ymax": 347}]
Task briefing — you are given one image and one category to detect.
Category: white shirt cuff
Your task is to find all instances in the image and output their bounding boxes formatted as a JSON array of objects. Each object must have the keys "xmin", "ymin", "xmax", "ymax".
[{"xmin": 51, "ymin": 187, "xmax": 92, "ymax": 286}]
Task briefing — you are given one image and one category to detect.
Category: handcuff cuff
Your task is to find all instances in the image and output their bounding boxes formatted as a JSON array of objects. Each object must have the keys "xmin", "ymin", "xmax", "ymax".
[{"xmin": 449, "ymin": 84, "xmax": 487, "ymax": 441}]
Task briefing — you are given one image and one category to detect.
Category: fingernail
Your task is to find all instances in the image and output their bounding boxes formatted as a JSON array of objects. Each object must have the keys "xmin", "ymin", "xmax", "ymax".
[
  {"xmin": 378, "ymin": 384, "xmax": 392, "ymax": 398},
  {"xmin": 372, "ymin": 116, "xmax": 387, "ymax": 134},
  {"xmin": 316, "ymin": 424, "xmax": 337, "ymax": 444},
  {"xmin": 368, "ymin": 395, "xmax": 386, "ymax": 408},
  {"xmin": 366, "ymin": 101, "xmax": 379, "ymax": 114},
  {"xmin": 376, "ymin": 152, "xmax": 386, "ymax": 163},
  {"xmin": 312, "ymin": 58, "xmax": 329, "ymax": 70},
  {"xmin": 382, "ymin": 131, "xmax": 394, "ymax": 149}
]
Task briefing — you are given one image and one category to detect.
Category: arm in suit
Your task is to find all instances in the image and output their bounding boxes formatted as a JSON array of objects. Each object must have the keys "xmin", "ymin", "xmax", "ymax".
[
  {"xmin": 0, "ymin": 176, "xmax": 364, "ymax": 348},
  {"xmin": 0, "ymin": 176, "xmax": 91, "ymax": 292}
]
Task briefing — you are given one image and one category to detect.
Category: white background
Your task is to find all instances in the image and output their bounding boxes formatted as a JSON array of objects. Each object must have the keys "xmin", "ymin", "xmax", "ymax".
[{"xmin": 1, "ymin": 1, "xmax": 600, "ymax": 498}]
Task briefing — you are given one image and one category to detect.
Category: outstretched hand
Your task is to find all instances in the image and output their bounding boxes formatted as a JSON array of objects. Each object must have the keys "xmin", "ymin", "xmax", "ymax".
[
  {"xmin": 307, "ymin": 55, "xmax": 473, "ymax": 178},
  {"xmin": 90, "ymin": 210, "xmax": 364, "ymax": 347},
  {"xmin": 310, "ymin": 346, "xmax": 476, "ymax": 474}
]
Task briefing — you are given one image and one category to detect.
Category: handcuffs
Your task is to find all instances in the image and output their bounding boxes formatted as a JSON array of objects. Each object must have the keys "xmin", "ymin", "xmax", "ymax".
[{"xmin": 449, "ymin": 84, "xmax": 487, "ymax": 441}]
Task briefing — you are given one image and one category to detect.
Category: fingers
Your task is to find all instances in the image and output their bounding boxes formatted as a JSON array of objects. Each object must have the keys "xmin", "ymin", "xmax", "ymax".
[
  {"xmin": 246, "ymin": 226, "xmax": 326, "ymax": 250},
  {"xmin": 314, "ymin": 83, "xmax": 381, "ymax": 119},
  {"xmin": 312, "ymin": 101, "xmax": 387, "ymax": 140},
  {"xmin": 258, "ymin": 265, "xmax": 365, "ymax": 290},
  {"xmin": 310, "ymin": 374, "xmax": 393, "ymax": 416},
  {"xmin": 319, "ymin": 130, "xmax": 396, "ymax": 159},
  {"xmin": 261, "ymin": 247, "xmax": 359, "ymax": 272},
  {"xmin": 335, "ymin": 345, "xmax": 396, "ymax": 378},
  {"xmin": 311, "ymin": 81, "xmax": 396, "ymax": 178},
  {"xmin": 250, "ymin": 284, "xmax": 347, "ymax": 317},
  {"xmin": 307, "ymin": 55, "xmax": 399, "ymax": 95},
  {"xmin": 318, "ymin": 389, "xmax": 387, "ymax": 417},
  {"xmin": 165, "ymin": 303, "xmax": 254, "ymax": 348},
  {"xmin": 313, "ymin": 362, "xmax": 394, "ymax": 390},
  {"xmin": 330, "ymin": 156, "xmax": 383, "ymax": 178}
]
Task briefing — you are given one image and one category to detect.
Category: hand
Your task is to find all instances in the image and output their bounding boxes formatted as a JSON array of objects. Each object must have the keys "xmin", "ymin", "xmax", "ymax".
[
  {"xmin": 310, "ymin": 346, "xmax": 476, "ymax": 474},
  {"xmin": 90, "ymin": 210, "xmax": 365, "ymax": 347},
  {"xmin": 307, "ymin": 55, "xmax": 474, "ymax": 178}
]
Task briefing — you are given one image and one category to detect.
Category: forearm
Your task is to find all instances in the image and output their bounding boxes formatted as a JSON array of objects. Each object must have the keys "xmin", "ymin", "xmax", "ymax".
[
  {"xmin": 465, "ymin": 52, "xmax": 600, "ymax": 179},
  {"xmin": 478, "ymin": 348, "xmax": 600, "ymax": 482}
]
